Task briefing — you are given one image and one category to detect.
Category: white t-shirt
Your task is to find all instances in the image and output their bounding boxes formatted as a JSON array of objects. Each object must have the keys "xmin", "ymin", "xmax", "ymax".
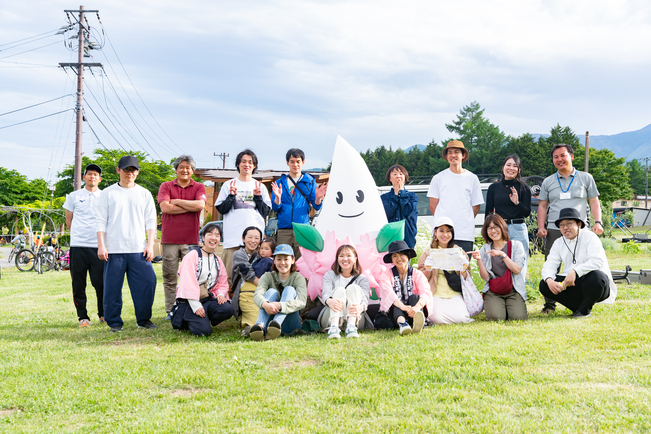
[
  {"xmin": 427, "ymin": 168, "xmax": 484, "ymax": 242},
  {"xmin": 215, "ymin": 178, "xmax": 272, "ymax": 249},
  {"xmin": 96, "ymin": 183, "xmax": 157, "ymax": 254},
  {"xmin": 63, "ymin": 188, "xmax": 102, "ymax": 248}
]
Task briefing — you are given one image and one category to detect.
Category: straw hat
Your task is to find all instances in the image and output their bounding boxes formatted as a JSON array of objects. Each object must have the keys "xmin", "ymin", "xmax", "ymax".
[{"xmin": 442, "ymin": 140, "xmax": 469, "ymax": 162}]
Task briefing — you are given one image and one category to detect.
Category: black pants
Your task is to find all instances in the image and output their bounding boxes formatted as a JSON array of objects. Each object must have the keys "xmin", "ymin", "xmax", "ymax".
[
  {"xmin": 542, "ymin": 229, "xmax": 563, "ymax": 309},
  {"xmin": 539, "ymin": 270, "xmax": 610, "ymax": 315},
  {"xmin": 374, "ymin": 294, "xmax": 421, "ymax": 329},
  {"xmin": 70, "ymin": 246, "xmax": 105, "ymax": 321},
  {"xmin": 171, "ymin": 298, "xmax": 234, "ymax": 336}
]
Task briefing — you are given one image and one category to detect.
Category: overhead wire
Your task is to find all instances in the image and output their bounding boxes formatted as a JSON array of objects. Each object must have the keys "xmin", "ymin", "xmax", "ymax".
[
  {"xmin": 0, "ymin": 110, "xmax": 73, "ymax": 130},
  {"xmin": 0, "ymin": 95, "xmax": 74, "ymax": 117},
  {"xmin": 0, "ymin": 28, "xmax": 62, "ymax": 48},
  {"xmin": 0, "ymin": 40, "xmax": 62, "ymax": 60},
  {"xmin": 97, "ymin": 17, "xmax": 183, "ymax": 154}
]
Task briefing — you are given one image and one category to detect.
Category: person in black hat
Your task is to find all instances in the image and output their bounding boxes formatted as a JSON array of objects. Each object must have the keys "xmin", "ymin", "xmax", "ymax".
[
  {"xmin": 539, "ymin": 208, "xmax": 617, "ymax": 318},
  {"xmin": 96, "ymin": 155, "xmax": 158, "ymax": 332},
  {"xmin": 375, "ymin": 240, "xmax": 432, "ymax": 336},
  {"xmin": 63, "ymin": 163, "xmax": 105, "ymax": 327}
]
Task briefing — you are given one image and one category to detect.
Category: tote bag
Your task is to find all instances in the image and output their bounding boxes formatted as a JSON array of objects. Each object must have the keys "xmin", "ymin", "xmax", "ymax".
[{"xmin": 461, "ymin": 273, "xmax": 484, "ymax": 317}]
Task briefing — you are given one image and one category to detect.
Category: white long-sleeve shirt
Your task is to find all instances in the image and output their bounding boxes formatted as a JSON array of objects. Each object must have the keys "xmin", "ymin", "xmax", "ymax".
[
  {"xmin": 96, "ymin": 183, "xmax": 157, "ymax": 254},
  {"xmin": 541, "ymin": 229, "xmax": 617, "ymax": 304}
]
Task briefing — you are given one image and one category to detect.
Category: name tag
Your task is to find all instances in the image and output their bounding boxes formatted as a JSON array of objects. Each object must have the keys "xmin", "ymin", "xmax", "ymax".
[{"xmin": 560, "ymin": 192, "xmax": 571, "ymax": 200}]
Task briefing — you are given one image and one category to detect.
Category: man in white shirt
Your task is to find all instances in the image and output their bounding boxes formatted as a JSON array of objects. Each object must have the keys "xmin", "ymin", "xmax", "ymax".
[
  {"xmin": 539, "ymin": 208, "xmax": 616, "ymax": 318},
  {"xmin": 427, "ymin": 140, "xmax": 484, "ymax": 253},
  {"xmin": 215, "ymin": 149, "xmax": 271, "ymax": 286},
  {"xmin": 96, "ymin": 156, "xmax": 158, "ymax": 332},
  {"xmin": 63, "ymin": 164, "xmax": 105, "ymax": 328}
]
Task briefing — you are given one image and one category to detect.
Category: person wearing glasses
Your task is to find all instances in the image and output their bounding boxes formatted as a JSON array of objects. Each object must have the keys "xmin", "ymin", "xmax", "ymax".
[
  {"xmin": 538, "ymin": 208, "xmax": 616, "ymax": 318},
  {"xmin": 536, "ymin": 144, "xmax": 603, "ymax": 314}
]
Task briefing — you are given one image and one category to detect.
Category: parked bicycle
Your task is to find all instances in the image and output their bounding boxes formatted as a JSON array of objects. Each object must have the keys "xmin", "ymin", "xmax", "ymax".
[{"xmin": 15, "ymin": 245, "xmax": 56, "ymax": 273}]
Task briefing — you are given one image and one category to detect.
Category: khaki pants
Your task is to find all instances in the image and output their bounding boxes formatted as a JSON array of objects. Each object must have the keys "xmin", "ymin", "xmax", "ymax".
[
  {"xmin": 483, "ymin": 290, "xmax": 527, "ymax": 321},
  {"xmin": 220, "ymin": 246, "xmax": 240, "ymax": 288},
  {"xmin": 238, "ymin": 282, "xmax": 259, "ymax": 327},
  {"xmin": 162, "ymin": 244, "xmax": 189, "ymax": 313},
  {"xmin": 277, "ymin": 228, "xmax": 302, "ymax": 260}
]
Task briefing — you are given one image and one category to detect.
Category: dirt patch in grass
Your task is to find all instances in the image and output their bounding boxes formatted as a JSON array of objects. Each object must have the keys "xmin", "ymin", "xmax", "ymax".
[
  {"xmin": 277, "ymin": 358, "xmax": 319, "ymax": 369},
  {"xmin": 169, "ymin": 388, "xmax": 206, "ymax": 397},
  {"xmin": 0, "ymin": 408, "xmax": 21, "ymax": 417}
]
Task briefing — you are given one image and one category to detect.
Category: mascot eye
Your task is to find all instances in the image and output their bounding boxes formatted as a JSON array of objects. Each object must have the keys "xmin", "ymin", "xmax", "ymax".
[
  {"xmin": 356, "ymin": 190, "xmax": 364, "ymax": 203},
  {"xmin": 336, "ymin": 191, "xmax": 343, "ymax": 204}
]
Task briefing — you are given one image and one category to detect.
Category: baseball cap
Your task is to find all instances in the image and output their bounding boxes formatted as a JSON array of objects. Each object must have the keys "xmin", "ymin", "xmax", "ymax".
[
  {"xmin": 84, "ymin": 164, "xmax": 102, "ymax": 175},
  {"xmin": 273, "ymin": 244, "xmax": 295, "ymax": 257},
  {"xmin": 118, "ymin": 156, "xmax": 140, "ymax": 170}
]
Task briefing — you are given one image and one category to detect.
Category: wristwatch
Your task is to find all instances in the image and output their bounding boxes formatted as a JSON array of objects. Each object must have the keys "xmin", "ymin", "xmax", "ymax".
[{"xmin": 595, "ymin": 221, "xmax": 603, "ymax": 226}]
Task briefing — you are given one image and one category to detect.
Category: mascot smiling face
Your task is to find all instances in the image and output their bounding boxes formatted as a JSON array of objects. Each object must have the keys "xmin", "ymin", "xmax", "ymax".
[{"xmin": 314, "ymin": 136, "xmax": 388, "ymax": 245}]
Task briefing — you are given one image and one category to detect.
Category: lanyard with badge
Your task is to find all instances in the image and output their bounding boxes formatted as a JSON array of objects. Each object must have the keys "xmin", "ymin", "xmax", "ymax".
[{"xmin": 557, "ymin": 170, "xmax": 575, "ymax": 200}]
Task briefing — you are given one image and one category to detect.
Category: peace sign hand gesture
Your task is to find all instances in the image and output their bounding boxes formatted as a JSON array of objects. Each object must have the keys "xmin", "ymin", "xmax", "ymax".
[
  {"xmin": 229, "ymin": 180, "xmax": 238, "ymax": 196},
  {"xmin": 253, "ymin": 181, "xmax": 262, "ymax": 196}
]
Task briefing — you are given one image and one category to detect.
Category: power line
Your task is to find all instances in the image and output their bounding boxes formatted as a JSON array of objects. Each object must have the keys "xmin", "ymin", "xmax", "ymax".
[
  {"xmin": 0, "ymin": 33, "xmax": 58, "ymax": 53},
  {"xmin": 0, "ymin": 28, "xmax": 62, "ymax": 48},
  {"xmin": 0, "ymin": 40, "xmax": 61, "ymax": 60},
  {"xmin": 0, "ymin": 109, "xmax": 73, "ymax": 130},
  {"xmin": 0, "ymin": 95, "xmax": 74, "ymax": 117},
  {"xmin": 99, "ymin": 22, "xmax": 183, "ymax": 154}
]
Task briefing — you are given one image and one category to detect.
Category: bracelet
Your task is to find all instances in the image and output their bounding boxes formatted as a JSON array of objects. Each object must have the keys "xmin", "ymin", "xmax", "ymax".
[{"xmin": 595, "ymin": 221, "xmax": 603, "ymax": 226}]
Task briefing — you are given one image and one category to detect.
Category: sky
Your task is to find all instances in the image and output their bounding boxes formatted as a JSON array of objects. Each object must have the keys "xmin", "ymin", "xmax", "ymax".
[{"xmin": 1, "ymin": 0, "xmax": 651, "ymax": 184}]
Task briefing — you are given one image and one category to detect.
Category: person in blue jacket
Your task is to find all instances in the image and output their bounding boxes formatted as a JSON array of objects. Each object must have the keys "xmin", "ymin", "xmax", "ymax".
[
  {"xmin": 271, "ymin": 148, "xmax": 328, "ymax": 260},
  {"xmin": 380, "ymin": 164, "xmax": 419, "ymax": 248}
]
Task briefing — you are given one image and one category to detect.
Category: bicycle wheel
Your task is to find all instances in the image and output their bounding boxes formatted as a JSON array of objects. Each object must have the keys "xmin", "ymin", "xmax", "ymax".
[
  {"xmin": 8, "ymin": 249, "xmax": 15, "ymax": 264},
  {"xmin": 15, "ymin": 249, "xmax": 35, "ymax": 272},
  {"xmin": 39, "ymin": 252, "xmax": 56, "ymax": 272}
]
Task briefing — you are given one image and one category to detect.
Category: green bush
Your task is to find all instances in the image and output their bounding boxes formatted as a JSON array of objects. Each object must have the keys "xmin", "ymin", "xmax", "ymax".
[
  {"xmin": 621, "ymin": 240, "xmax": 642, "ymax": 254},
  {"xmin": 600, "ymin": 237, "xmax": 618, "ymax": 252}
]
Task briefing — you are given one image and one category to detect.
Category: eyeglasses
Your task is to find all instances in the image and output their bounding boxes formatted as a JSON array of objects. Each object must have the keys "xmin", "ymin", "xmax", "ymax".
[
  {"xmin": 558, "ymin": 222, "xmax": 577, "ymax": 229},
  {"xmin": 487, "ymin": 226, "xmax": 501, "ymax": 232}
]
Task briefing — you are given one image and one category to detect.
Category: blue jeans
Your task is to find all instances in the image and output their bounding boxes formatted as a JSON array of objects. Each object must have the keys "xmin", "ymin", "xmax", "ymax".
[
  {"xmin": 255, "ymin": 286, "xmax": 302, "ymax": 334},
  {"xmin": 103, "ymin": 253, "xmax": 157, "ymax": 328},
  {"xmin": 508, "ymin": 223, "xmax": 529, "ymax": 280}
]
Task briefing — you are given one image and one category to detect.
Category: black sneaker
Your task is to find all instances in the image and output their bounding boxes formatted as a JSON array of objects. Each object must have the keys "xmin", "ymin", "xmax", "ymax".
[
  {"xmin": 110, "ymin": 326, "xmax": 122, "ymax": 333},
  {"xmin": 138, "ymin": 320, "xmax": 158, "ymax": 329},
  {"xmin": 266, "ymin": 320, "xmax": 282, "ymax": 340}
]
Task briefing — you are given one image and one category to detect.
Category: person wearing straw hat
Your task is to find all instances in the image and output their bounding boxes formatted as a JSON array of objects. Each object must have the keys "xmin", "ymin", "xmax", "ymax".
[
  {"xmin": 539, "ymin": 208, "xmax": 616, "ymax": 318},
  {"xmin": 427, "ymin": 140, "xmax": 484, "ymax": 254}
]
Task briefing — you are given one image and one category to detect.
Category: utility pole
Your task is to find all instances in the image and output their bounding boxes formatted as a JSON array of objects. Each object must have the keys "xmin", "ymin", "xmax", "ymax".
[
  {"xmin": 641, "ymin": 157, "xmax": 650, "ymax": 209},
  {"xmin": 584, "ymin": 131, "xmax": 589, "ymax": 172},
  {"xmin": 214, "ymin": 152, "xmax": 229, "ymax": 169},
  {"xmin": 59, "ymin": 5, "xmax": 101, "ymax": 191}
]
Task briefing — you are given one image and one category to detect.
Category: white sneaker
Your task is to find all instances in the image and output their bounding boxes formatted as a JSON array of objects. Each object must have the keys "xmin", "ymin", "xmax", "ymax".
[
  {"xmin": 412, "ymin": 311, "xmax": 425, "ymax": 334},
  {"xmin": 345, "ymin": 323, "xmax": 359, "ymax": 339},
  {"xmin": 399, "ymin": 322, "xmax": 412, "ymax": 336},
  {"xmin": 327, "ymin": 324, "xmax": 341, "ymax": 339}
]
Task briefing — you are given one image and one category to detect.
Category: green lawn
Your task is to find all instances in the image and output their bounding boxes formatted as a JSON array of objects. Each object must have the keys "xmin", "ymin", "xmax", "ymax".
[{"xmin": 1, "ymin": 252, "xmax": 651, "ymax": 433}]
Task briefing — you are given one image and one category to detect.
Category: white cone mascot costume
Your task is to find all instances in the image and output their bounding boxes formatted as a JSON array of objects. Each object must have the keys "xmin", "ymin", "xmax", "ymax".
[{"xmin": 294, "ymin": 136, "xmax": 404, "ymax": 300}]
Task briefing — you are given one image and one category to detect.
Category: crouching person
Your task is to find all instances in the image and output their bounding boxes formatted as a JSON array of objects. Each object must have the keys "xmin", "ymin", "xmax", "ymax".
[
  {"xmin": 250, "ymin": 244, "xmax": 307, "ymax": 341},
  {"xmin": 170, "ymin": 222, "xmax": 234, "ymax": 336},
  {"xmin": 539, "ymin": 208, "xmax": 617, "ymax": 318}
]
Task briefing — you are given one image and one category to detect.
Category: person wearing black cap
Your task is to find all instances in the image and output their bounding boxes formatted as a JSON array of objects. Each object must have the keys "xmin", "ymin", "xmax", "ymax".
[
  {"xmin": 63, "ymin": 164, "xmax": 105, "ymax": 327},
  {"xmin": 96, "ymin": 155, "xmax": 158, "ymax": 332},
  {"xmin": 539, "ymin": 208, "xmax": 617, "ymax": 318},
  {"xmin": 376, "ymin": 240, "xmax": 431, "ymax": 336}
]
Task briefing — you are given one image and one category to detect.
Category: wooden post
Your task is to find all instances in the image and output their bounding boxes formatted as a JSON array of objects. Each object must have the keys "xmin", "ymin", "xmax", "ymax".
[{"xmin": 584, "ymin": 131, "xmax": 589, "ymax": 172}]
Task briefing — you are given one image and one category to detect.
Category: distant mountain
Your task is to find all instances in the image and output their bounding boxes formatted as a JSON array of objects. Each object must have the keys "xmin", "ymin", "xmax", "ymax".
[
  {"xmin": 577, "ymin": 124, "xmax": 651, "ymax": 160},
  {"xmin": 532, "ymin": 125, "xmax": 651, "ymax": 160},
  {"xmin": 404, "ymin": 144, "xmax": 426, "ymax": 152}
]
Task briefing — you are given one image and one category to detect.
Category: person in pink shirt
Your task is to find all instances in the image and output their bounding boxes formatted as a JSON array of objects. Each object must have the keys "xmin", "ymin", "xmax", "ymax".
[
  {"xmin": 376, "ymin": 240, "xmax": 431, "ymax": 336},
  {"xmin": 169, "ymin": 222, "xmax": 233, "ymax": 336}
]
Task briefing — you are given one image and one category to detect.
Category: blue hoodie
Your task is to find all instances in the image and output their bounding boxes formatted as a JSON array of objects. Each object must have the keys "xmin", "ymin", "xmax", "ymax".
[{"xmin": 271, "ymin": 172, "xmax": 322, "ymax": 229}]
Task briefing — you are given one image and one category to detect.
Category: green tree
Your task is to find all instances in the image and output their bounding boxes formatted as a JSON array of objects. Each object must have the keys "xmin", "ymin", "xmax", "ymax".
[
  {"xmin": 585, "ymin": 148, "xmax": 632, "ymax": 205},
  {"xmin": 444, "ymin": 101, "xmax": 507, "ymax": 174},
  {"xmin": 0, "ymin": 167, "xmax": 49, "ymax": 206},
  {"xmin": 504, "ymin": 133, "xmax": 551, "ymax": 177},
  {"xmin": 55, "ymin": 149, "xmax": 175, "ymax": 202},
  {"xmin": 626, "ymin": 159, "xmax": 647, "ymax": 195}
]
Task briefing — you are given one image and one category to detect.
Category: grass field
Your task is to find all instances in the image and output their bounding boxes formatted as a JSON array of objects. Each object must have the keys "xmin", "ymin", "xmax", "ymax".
[{"xmin": 1, "ymin": 251, "xmax": 650, "ymax": 433}]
